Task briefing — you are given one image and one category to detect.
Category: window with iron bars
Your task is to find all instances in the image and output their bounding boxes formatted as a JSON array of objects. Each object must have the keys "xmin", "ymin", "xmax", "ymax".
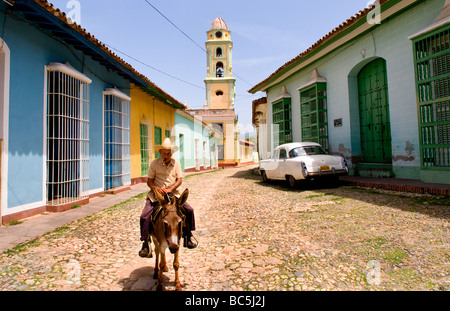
[
  {"xmin": 299, "ymin": 82, "xmax": 328, "ymax": 151},
  {"xmin": 104, "ymin": 92, "xmax": 131, "ymax": 190},
  {"xmin": 46, "ymin": 64, "xmax": 90, "ymax": 206},
  {"xmin": 140, "ymin": 123, "xmax": 151, "ymax": 177},
  {"xmin": 413, "ymin": 25, "xmax": 450, "ymax": 169},
  {"xmin": 272, "ymin": 98, "xmax": 292, "ymax": 147}
]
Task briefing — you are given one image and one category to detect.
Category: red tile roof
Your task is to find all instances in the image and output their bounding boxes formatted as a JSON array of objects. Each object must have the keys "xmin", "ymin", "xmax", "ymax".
[
  {"xmin": 210, "ymin": 17, "xmax": 228, "ymax": 30},
  {"xmin": 30, "ymin": 0, "xmax": 187, "ymax": 109},
  {"xmin": 248, "ymin": 0, "xmax": 390, "ymax": 93}
]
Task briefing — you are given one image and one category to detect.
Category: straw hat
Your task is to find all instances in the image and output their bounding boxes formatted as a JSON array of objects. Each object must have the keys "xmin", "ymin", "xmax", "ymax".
[{"xmin": 155, "ymin": 138, "xmax": 179, "ymax": 153}]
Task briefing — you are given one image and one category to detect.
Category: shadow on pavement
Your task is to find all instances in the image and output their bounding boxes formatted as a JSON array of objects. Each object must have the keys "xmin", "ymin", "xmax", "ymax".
[
  {"xmin": 120, "ymin": 266, "xmax": 170, "ymax": 291},
  {"xmin": 227, "ymin": 167, "xmax": 450, "ymax": 221}
]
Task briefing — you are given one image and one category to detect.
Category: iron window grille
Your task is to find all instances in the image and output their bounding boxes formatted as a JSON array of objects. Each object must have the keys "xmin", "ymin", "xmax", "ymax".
[
  {"xmin": 272, "ymin": 98, "xmax": 292, "ymax": 147},
  {"xmin": 413, "ymin": 25, "xmax": 450, "ymax": 169},
  {"xmin": 46, "ymin": 63, "xmax": 91, "ymax": 206},
  {"xmin": 299, "ymin": 82, "xmax": 328, "ymax": 151},
  {"xmin": 140, "ymin": 123, "xmax": 150, "ymax": 177},
  {"xmin": 154, "ymin": 126, "xmax": 162, "ymax": 159},
  {"xmin": 104, "ymin": 89, "xmax": 131, "ymax": 190}
]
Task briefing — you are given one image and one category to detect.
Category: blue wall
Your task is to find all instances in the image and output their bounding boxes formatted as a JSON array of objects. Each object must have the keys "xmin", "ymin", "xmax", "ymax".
[{"xmin": 2, "ymin": 12, "xmax": 130, "ymax": 211}]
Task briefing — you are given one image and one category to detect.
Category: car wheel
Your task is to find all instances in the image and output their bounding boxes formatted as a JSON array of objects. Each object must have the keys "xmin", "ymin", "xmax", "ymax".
[
  {"xmin": 301, "ymin": 162, "xmax": 308, "ymax": 178},
  {"xmin": 286, "ymin": 175, "xmax": 297, "ymax": 188},
  {"xmin": 261, "ymin": 170, "xmax": 269, "ymax": 183}
]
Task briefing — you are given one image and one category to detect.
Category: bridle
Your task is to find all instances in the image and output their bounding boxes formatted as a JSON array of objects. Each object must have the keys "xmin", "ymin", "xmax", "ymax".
[{"xmin": 163, "ymin": 207, "xmax": 185, "ymax": 247}]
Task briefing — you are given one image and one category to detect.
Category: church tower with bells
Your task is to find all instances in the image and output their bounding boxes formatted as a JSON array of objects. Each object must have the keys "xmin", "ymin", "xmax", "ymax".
[
  {"xmin": 204, "ymin": 17, "xmax": 236, "ymax": 109},
  {"xmin": 187, "ymin": 17, "xmax": 239, "ymax": 167}
]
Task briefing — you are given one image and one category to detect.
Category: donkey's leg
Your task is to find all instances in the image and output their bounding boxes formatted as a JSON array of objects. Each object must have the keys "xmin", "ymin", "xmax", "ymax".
[
  {"xmin": 153, "ymin": 240, "xmax": 160, "ymax": 280},
  {"xmin": 173, "ymin": 249, "xmax": 182, "ymax": 291},
  {"xmin": 157, "ymin": 252, "xmax": 166, "ymax": 291}
]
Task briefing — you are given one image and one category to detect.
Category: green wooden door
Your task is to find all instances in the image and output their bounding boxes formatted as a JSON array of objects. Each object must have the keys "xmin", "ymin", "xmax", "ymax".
[{"xmin": 358, "ymin": 58, "xmax": 392, "ymax": 163}]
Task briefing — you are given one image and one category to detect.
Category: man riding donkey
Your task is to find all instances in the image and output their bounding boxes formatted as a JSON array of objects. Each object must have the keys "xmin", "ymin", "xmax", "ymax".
[{"xmin": 139, "ymin": 138, "xmax": 197, "ymax": 258}]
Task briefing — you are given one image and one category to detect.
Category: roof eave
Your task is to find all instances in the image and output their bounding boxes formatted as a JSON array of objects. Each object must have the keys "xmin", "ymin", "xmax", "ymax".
[
  {"xmin": 248, "ymin": 0, "xmax": 416, "ymax": 94},
  {"xmin": 13, "ymin": 0, "xmax": 187, "ymax": 109}
]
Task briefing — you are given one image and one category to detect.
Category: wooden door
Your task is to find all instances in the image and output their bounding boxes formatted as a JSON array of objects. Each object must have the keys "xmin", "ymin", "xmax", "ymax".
[{"xmin": 358, "ymin": 58, "xmax": 392, "ymax": 163}]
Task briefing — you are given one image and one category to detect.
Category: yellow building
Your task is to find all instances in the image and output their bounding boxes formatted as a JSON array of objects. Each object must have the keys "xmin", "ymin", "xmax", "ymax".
[{"xmin": 130, "ymin": 83, "xmax": 187, "ymax": 185}]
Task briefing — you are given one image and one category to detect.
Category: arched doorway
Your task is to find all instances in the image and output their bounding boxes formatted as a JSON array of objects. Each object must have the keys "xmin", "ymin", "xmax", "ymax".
[{"xmin": 357, "ymin": 58, "xmax": 392, "ymax": 164}]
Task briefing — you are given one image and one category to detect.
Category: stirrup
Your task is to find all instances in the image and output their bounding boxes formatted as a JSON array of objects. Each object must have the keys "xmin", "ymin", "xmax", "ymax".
[
  {"xmin": 139, "ymin": 238, "xmax": 153, "ymax": 258},
  {"xmin": 184, "ymin": 235, "xmax": 198, "ymax": 249}
]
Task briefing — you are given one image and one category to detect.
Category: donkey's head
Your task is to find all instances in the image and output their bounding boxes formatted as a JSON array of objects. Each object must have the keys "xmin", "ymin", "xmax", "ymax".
[{"xmin": 155, "ymin": 189, "xmax": 189, "ymax": 254}]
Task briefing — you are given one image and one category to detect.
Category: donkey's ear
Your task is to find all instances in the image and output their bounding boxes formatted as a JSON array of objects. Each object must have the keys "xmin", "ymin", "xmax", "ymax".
[
  {"xmin": 177, "ymin": 189, "xmax": 189, "ymax": 207},
  {"xmin": 154, "ymin": 189, "xmax": 166, "ymax": 204}
]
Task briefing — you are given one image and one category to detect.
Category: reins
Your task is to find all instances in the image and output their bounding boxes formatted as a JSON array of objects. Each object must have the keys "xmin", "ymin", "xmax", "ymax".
[{"xmin": 152, "ymin": 203, "xmax": 185, "ymax": 247}]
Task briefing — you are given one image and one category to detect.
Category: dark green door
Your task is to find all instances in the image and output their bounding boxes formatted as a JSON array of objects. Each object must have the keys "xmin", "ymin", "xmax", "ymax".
[{"xmin": 358, "ymin": 58, "xmax": 392, "ymax": 163}]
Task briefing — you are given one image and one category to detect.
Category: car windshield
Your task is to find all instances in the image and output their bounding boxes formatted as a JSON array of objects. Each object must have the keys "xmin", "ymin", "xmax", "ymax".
[{"xmin": 289, "ymin": 146, "xmax": 327, "ymax": 158}]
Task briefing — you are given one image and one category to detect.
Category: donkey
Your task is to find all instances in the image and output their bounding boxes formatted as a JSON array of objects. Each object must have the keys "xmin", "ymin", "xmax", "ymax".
[{"xmin": 151, "ymin": 188, "xmax": 189, "ymax": 291}]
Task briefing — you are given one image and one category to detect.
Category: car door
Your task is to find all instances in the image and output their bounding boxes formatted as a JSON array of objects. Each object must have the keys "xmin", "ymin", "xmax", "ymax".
[
  {"xmin": 265, "ymin": 149, "xmax": 279, "ymax": 179},
  {"xmin": 275, "ymin": 148, "xmax": 288, "ymax": 179}
]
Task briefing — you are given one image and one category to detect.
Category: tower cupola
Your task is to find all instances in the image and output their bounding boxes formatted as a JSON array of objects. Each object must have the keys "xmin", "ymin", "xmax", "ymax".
[{"xmin": 204, "ymin": 17, "xmax": 236, "ymax": 109}]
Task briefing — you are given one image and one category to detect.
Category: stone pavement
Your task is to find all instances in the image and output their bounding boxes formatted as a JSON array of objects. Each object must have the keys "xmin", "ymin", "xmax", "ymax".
[{"xmin": 0, "ymin": 165, "xmax": 449, "ymax": 291}]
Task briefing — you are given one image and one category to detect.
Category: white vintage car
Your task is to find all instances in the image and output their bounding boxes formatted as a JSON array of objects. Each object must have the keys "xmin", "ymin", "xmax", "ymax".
[{"xmin": 259, "ymin": 142, "xmax": 349, "ymax": 187}]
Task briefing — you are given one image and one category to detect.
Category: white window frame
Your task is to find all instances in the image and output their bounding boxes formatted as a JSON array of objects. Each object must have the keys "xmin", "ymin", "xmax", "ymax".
[
  {"xmin": 103, "ymin": 88, "xmax": 131, "ymax": 190},
  {"xmin": 45, "ymin": 62, "xmax": 91, "ymax": 206},
  {"xmin": 0, "ymin": 38, "xmax": 10, "ymax": 220}
]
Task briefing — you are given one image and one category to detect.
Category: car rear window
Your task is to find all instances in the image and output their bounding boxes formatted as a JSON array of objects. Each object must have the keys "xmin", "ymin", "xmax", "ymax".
[{"xmin": 289, "ymin": 146, "xmax": 327, "ymax": 158}]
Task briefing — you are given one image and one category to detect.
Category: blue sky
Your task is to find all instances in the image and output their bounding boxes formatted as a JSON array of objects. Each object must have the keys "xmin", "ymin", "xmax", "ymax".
[{"xmin": 49, "ymin": 0, "xmax": 374, "ymax": 137}]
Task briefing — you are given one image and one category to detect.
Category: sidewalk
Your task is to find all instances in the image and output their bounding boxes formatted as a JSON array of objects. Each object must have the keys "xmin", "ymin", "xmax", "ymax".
[
  {"xmin": 340, "ymin": 175, "xmax": 450, "ymax": 196},
  {"xmin": 0, "ymin": 168, "xmax": 223, "ymax": 254},
  {"xmin": 0, "ymin": 183, "xmax": 149, "ymax": 254}
]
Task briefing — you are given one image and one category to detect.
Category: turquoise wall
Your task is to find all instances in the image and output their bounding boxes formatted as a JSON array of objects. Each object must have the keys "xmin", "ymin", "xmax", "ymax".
[{"xmin": 174, "ymin": 112, "xmax": 216, "ymax": 172}]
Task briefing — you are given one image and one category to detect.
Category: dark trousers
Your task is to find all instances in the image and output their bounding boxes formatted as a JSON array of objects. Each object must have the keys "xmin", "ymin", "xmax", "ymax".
[{"xmin": 140, "ymin": 199, "xmax": 196, "ymax": 241}]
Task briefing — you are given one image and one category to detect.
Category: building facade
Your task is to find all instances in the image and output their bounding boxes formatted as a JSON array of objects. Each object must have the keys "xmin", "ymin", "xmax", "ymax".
[
  {"xmin": 252, "ymin": 97, "xmax": 269, "ymax": 160},
  {"xmin": 250, "ymin": 0, "xmax": 450, "ymax": 185},
  {"xmin": 0, "ymin": 0, "xmax": 186, "ymax": 224},
  {"xmin": 130, "ymin": 84, "xmax": 187, "ymax": 185},
  {"xmin": 173, "ymin": 110, "xmax": 220, "ymax": 173}
]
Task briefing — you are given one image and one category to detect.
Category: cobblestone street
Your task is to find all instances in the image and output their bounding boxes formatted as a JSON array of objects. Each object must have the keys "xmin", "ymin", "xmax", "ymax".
[{"xmin": 1, "ymin": 165, "xmax": 449, "ymax": 291}]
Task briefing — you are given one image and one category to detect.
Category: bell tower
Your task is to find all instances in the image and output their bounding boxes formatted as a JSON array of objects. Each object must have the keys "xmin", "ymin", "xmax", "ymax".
[
  {"xmin": 187, "ymin": 17, "xmax": 239, "ymax": 168},
  {"xmin": 204, "ymin": 17, "xmax": 236, "ymax": 109}
]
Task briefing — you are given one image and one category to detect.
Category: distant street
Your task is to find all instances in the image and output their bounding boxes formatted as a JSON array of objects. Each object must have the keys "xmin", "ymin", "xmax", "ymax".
[{"xmin": 1, "ymin": 165, "xmax": 449, "ymax": 291}]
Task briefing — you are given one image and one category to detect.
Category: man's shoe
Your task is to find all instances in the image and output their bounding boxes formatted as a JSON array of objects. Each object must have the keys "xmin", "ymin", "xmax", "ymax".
[
  {"xmin": 139, "ymin": 242, "xmax": 152, "ymax": 258},
  {"xmin": 184, "ymin": 236, "xmax": 197, "ymax": 249}
]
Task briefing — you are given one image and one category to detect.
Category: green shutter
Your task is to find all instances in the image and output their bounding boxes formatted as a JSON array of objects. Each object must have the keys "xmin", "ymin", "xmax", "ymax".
[
  {"xmin": 272, "ymin": 98, "xmax": 292, "ymax": 147},
  {"xmin": 300, "ymin": 82, "xmax": 328, "ymax": 150},
  {"xmin": 413, "ymin": 25, "xmax": 450, "ymax": 169}
]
